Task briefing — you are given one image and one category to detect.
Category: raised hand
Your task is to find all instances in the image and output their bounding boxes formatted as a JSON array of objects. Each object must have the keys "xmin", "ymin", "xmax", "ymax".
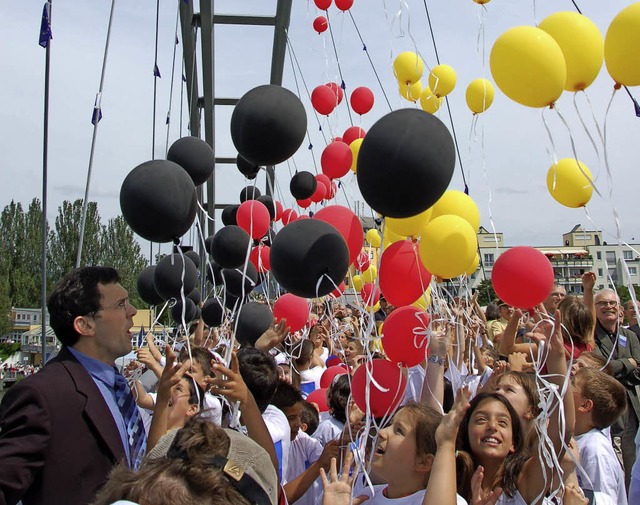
[
  {"xmin": 255, "ymin": 318, "xmax": 291, "ymax": 352},
  {"xmin": 435, "ymin": 387, "xmax": 471, "ymax": 447},
  {"xmin": 206, "ymin": 352, "xmax": 250, "ymax": 405},
  {"xmin": 320, "ymin": 451, "xmax": 369, "ymax": 505},
  {"xmin": 471, "ymin": 466, "xmax": 503, "ymax": 505}
]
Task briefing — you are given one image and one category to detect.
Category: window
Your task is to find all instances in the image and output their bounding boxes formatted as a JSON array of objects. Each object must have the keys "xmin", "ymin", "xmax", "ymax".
[
  {"xmin": 606, "ymin": 251, "xmax": 616, "ymax": 264},
  {"xmin": 598, "ymin": 268, "xmax": 603, "ymax": 276},
  {"xmin": 484, "ymin": 253, "xmax": 495, "ymax": 267},
  {"xmin": 624, "ymin": 250, "xmax": 633, "ymax": 260},
  {"xmin": 596, "ymin": 251, "xmax": 602, "ymax": 260},
  {"xmin": 630, "ymin": 267, "xmax": 638, "ymax": 275}
]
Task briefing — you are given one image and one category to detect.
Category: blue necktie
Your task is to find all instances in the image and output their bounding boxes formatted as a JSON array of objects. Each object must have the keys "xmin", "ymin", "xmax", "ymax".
[{"xmin": 113, "ymin": 370, "xmax": 147, "ymax": 469}]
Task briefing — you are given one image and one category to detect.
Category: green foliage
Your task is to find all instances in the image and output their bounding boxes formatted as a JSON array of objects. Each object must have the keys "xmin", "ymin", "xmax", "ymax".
[
  {"xmin": 475, "ymin": 278, "xmax": 497, "ymax": 306},
  {"xmin": 615, "ymin": 284, "xmax": 640, "ymax": 305},
  {"xmin": 0, "ymin": 342, "xmax": 21, "ymax": 362}
]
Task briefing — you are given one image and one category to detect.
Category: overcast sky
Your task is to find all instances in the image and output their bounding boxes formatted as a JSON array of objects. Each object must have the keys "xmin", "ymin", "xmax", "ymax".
[{"xmin": 1, "ymin": 0, "xmax": 639, "ymax": 256}]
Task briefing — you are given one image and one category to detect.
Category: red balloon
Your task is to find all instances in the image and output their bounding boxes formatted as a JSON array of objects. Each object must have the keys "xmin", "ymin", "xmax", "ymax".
[
  {"xmin": 307, "ymin": 388, "xmax": 329, "ymax": 412},
  {"xmin": 332, "ymin": 136, "xmax": 343, "ymax": 143},
  {"xmin": 321, "ymin": 141, "xmax": 352, "ymax": 179},
  {"xmin": 328, "ymin": 181, "xmax": 338, "ymax": 199},
  {"xmin": 320, "ymin": 365, "xmax": 348, "ymax": 388},
  {"xmin": 314, "ymin": 0, "xmax": 332, "ymax": 9},
  {"xmin": 249, "ymin": 244, "xmax": 271, "ymax": 273},
  {"xmin": 274, "ymin": 200, "xmax": 284, "ymax": 221},
  {"xmin": 316, "ymin": 173, "xmax": 332, "ymax": 195},
  {"xmin": 352, "ymin": 359, "xmax": 407, "ymax": 418},
  {"xmin": 281, "ymin": 208, "xmax": 298, "ymax": 225},
  {"xmin": 382, "ymin": 306, "xmax": 430, "ymax": 367},
  {"xmin": 343, "ymin": 126, "xmax": 366, "ymax": 146},
  {"xmin": 361, "ymin": 282, "xmax": 381, "ymax": 307},
  {"xmin": 350, "ymin": 86, "xmax": 375, "ymax": 115},
  {"xmin": 354, "ymin": 250, "xmax": 370, "ymax": 272},
  {"xmin": 379, "ymin": 240, "xmax": 432, "ymax": 307},
  {"xmin": 326, "ymin": 82, "xmax": 344, "ymax": 105},
  {"xmin": 330, "ymin": 281, "xmax": 346, "ymax": 299},
  {"xmin": 314, "ymin": 205, "xmax": 364, "ymax": 266},
  {"xmin": 335, "ymin": 0, "xmax": 354, "ymax": 10},
  {"xmin": 273, "ymin": 293, "xmax": 310, "ymax": 332},
  {"xmin": 297, "ymin": 198, "xmax": 313, "ymax": 209},
  {"xmin": 311, "ymin": 85, "xmax": 337, "ymax": 116},
  {"xmin": 492, "ymin": 246, "xmax": 555, "ymax": 309},
  {"xmin": 236, "ymin": 200, "xmax": 270, "ymax": 239},
  {"xmin": 313, "ymin": 16, "xmax": 328, "ymax": 33},
  {"xmin": 310, "ymin": 182, "xmax": 327, "ymax": 203}
]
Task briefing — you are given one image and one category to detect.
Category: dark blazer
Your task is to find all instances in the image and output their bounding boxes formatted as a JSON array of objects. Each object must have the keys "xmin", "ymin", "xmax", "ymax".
[{"xmin": 0, "ymin": 346, "xmax": 126, "ymax": 505}]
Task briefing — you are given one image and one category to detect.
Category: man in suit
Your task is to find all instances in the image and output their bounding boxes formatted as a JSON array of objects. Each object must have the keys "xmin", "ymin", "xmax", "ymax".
[
  {"xmin": 593, "ymin": 288, "xmax": 640, "ymax": 490},
  {"xmin": 0, "ymin": 266, "xmax": 146, "ymax": 505}
]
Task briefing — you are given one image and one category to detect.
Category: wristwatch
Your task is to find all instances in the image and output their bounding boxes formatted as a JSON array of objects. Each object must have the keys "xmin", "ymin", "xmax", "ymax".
[{"xmin": 427, "ymin": 355, "xmax": 446, "ymax": 366}]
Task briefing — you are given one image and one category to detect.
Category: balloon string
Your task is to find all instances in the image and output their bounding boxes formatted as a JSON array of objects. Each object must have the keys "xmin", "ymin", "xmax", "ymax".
[
  {"xmin": 163, "ymin": 4, "xmax": 181, "ymax": 158},
  {"xmin": 572, "ymin": 91, "xmax": 601, "ymax": 163},
  {"xmin": 325, "ymin": 10, "xmax": 354, "ymax": 127}
]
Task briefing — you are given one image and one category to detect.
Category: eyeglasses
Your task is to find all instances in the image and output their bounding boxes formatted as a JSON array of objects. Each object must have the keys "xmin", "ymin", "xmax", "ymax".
[{"xmin": 596, "ymin": 300, "xmax": 618, "ymax": 307}]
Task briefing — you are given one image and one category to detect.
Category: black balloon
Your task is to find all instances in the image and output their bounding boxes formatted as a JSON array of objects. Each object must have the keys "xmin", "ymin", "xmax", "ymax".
[
  {"xmin": 205, "ymin": 261, "xmax": 223, "ymax": 285},
  {"xmin": 235, "ymin": 301, "xmax": 273, "ymax": 347},
  {"xmin": 221, "ymin": 263, "xmax": 259, "ymax": 297},
  {"xmin": 204, "ymin": 235, "xmax": 215, "ymax": 254},
  {"xmin": 171, "ymin": 298, "xmax": 198, "ymax": 324},
  {"xmin": 120, "ymin": 160, "xmax": 197, "ymax": 242},
  {"xmin": 240, "ymin": 186, "xmax": 261, "ymax": 203},
  {"xmin": 187, "ymin": 287, "xmax": 202, "ymax": 306},
  {"xmin": 137, "ymin": 266, "xmax": 164, "ymax": 305},
  {"xmin": 290, "ymin": 171, "xmax": 317, "ymax": 200},
  {"xmin": 257, "ymin": 195, "xmax": 276, "ymax": 221},
  {"xmin": 221, "ymin": 205, "xmax": 239, "ymax": 226},
  {"xmin": 236, "ymin": 154, "xmax": 261, "ymax": 180},
  {"xmin": 167, "ymin": 136, "xmax": 215, "ymax": 186},
  {"xmin": 356, "ymin": 108, "xmax": 455, "ymax": 218},
  {"xmin": 154, "ymin": 253, "xmax": 198, "ymax": 300},
  {"xmin": 209, "ymin": 225, "xmax": 251, "ymax": 268},
  {"xmin": 270, "ymin": 219, "xmax": 349, "ymax": 298},
  {"xmin": 230, "ymin": 85, "xmax": 307, "ymax": 166},
  {"xmin": 201, "ymin": 298, "xmax": 224, "ymax": 327},
  {"xmin": 184, "ymin": 250, "xmax": 200, "ymax": 269}
]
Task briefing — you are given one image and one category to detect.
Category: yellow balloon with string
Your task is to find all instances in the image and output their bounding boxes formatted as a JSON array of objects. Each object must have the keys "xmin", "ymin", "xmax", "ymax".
[
  {"xmin": 430, "ymin": 190, "xmax": 481, "ymax": 232},
  {"xmin": 539, "ymin": 12, "xmax": 603, "ymax": 92},
  {"xmin": 604, "ymin": 2, "xmax": 640, "ymax": 86},
  {"xmin": 398, "ymin": 80, "xmax": 423, "ymax": 102},
  {"xmin": 419, "ymin": 86, "xmax": 443, "ymax": 114},
  {"xmin": 352, "ymin": 274, "xmax": 363, "ymax": 292},
  {"xmin": 419, "ymin": 215, "xmax": 477, "ymax": 279},
  {"xmin": 365, "ymin": 228, "xmax": 382, "ymax": 248},
  {"xmin": 490, "ymin": 26, "xmax": 566, "ymax": 108},
  {"xmin": 428, "ymin": 65, "xmax": 457, "ymax": 98},
  {"xmin": 546, "ymin": 158, "xmax": 594, "ymax": 208},
  {"xmin": 393, "ymin": 52, "xmax": 424, "ymax": 84},
  {"xmin": 411, "ymin": 287, "xmax": 432, "ymax": 310},
  {"xmin": 386, "ymin": 207, "xmax": 433, "ymax": 238},
  {"xmin": 383, "ymin": 226, "xmax": 406, "ymax": 249},
  {"xmin": 361, "ymin": 265, "xmax": 378, "ymax": 283},
  {"xmin": 465, "ymin": 78, "xmax": 495, "ymax": 114},
  {"xmin": 349, "ymin": 138, "xmax": 364, "ymax": 173}
]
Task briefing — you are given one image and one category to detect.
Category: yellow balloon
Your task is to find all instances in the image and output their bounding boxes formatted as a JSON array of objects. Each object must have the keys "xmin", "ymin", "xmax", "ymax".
[
  {"xmin": 349, "ymin": 138, "xmax": 364, "ymax": 173},
  {"xmin": 430, "ymin": 190, "xmax": 481, "ymax": 232},
  {"xmin": 605, "ymin": 3, "xmax": 640, "ymax": 86},
  {"xmin": 546, "ymin": 158, "xmax": 594, "ymax": 208},
  {"xmin": 393, "ymin": 52, "xmax": 424, "ymax": 84},
  {"xmin": 372, "ymin": 302, "xmax": 381, "ymax": 312},
  {"xmin": 361, "ymin": 265, "xmax": 378, "ymax": 283},
  {"xmin": 352, "ymin": 274, "xmax": 363, "ymax": 292},
  {"xmin": 366, "ymin": 228, "xmax": 382, "ymax": 248},
  {"xmin": 428, "ymin": 64, "xmax": 457, "ymax": 97},
  {"xmin": 472, "ymin": 0, "xmax": 491, "ymax": 3},
  {"xmin": 490, "ymin": 26, "xmax": 566, "ymax": 108},
  {"xmin": 386, "ymin": 207, "xmax": 433, "ymax": 238},
  {"xmin": 465, "ymin": 253, "xmax": 480, "ymax": 276},
  {"xmin": 419, "ymin": 215, "xmax": 477, "ymax": 279},
  {"xmin": 419, "ymin": 86, "xmax": 443, "ymax": 114},
  {"xmin": 411, "ymin": 287, "xmax": 432, "ymax": 310},
  {"xmin": 398, "ymin": 80, "xmax": 423, "ymax": 102},
  {"xmin": 383, "ymin": 226, "xmax": 406, "ymax": 249},
  {"xmin": 465, "ymin": 78, "xmax": 495, "ymax": 114},
  {"xmin": 539, "ymin": 12, "xmax": 603, "ymax": 92}
]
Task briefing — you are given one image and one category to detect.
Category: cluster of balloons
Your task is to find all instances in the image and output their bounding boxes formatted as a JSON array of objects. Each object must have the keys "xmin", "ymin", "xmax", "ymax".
[{"xmin": 311, "ymin": 83, "xmax": 374, "ymax": 116}]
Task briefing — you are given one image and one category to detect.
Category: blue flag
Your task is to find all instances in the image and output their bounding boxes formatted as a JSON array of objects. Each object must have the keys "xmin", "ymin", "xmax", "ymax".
[
  {"xmin": 153, "ymin": 63, "xmax": 161, "ymax": 78},
  {"xmin": 91, "ymin": 95, "xmax": 102, "ymax": 125},
  {"xmin": 137, "ymin": 325, "xmax": 145, "ymax": 348},
  {"xmin": 39, "ymin": 2, "xmax": 52, "ymax": 48}
]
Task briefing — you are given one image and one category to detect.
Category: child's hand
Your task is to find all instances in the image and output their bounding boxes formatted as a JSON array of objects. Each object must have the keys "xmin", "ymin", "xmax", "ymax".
[
  {"xmin": 206, "ymin": 352, "xmax": 250, "ymax": 405},
  {"xmin": 435, "ymin": 387, "xmax": 471, "ymax": 447},
  {"xmin": 255, "ymin": 319, "xmax": 290, "ymax": 352},
  {"xmin": 320, "ymin": 452, "xmax": 369, "ymax": 505},
  {"xmin": 471, "ymin": 466, "xmax": 503, "ymax": 505},
  {"xmin": 317, "ymin": 440, "xmax": 341, "ymax": 470},
  {"xmin": 157, "ymin": 345, "xmax": 189, "ymax": 397}
]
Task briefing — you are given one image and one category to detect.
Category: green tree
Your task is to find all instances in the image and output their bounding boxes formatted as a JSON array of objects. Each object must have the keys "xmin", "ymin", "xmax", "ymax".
[
  {"xmin": 615, "ymin": 284, "xmax": 640, "ymax": 305},
  {"xmin": 0, "ymin": 278, "xmax": 12, "ymax": 336},
  {"xmin": 475, "ymin": 278, "xmax": 496, "ymax": 306}
]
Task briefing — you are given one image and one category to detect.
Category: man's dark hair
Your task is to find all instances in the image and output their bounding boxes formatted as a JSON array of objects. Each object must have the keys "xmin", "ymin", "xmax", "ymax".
[
  {"xmin": 47, "ymin": 266, "xmax": 120, "ymax": 346},
  {"xmin": 237, "ymin": 347, "xmax": 278, "ymax": 413},
  {"xmin": 271, "ymin": 380, "xmax": 303, "ymax": 411}
]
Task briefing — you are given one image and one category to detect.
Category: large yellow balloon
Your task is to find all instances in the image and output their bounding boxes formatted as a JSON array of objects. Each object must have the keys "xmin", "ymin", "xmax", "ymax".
[
  {"xmin": 386, "ymin": 208, "xmax": 433, "ymax": 238},
  {"xmin": 366, "ymin": 228, "xmax": 382, "ymax": 248},
  {"xmin": 411, "ymin": 287, "xmax": 432, "ymax": 310},
  {"xmin": 419, "ymin": 86, "xmax": 443, "ymax": 114},
  {"xmin": 428, "ymin": 64, "xmax": 457, "ymax": 97},
  {"xmin": 383, "ymin": 226, "xmax": 406, "ymax": 249},
  {"xmin": 393, "ymin": 52, "xmax": 424, "ymax": 84},
  {"xmin": 546, "ymin": 158, "xmax": 594, "ymax": 208},
  {"xmin": 352, "ymin": 274, "xmax": 363, "ymax": 292},
  {"xmin": 419, "ymin": 215, "xmax": 477, "ymax": 279},
  {"xmin": 539, "ymin": 12, "xmax": 603, "ymax": 92},
  {"xmin": 490, "ymin": 26, "xmax": 566, "ymax": 108},
  {"xmin": 398, "ymin": 80, "xmax": 423, "ymax": 102},
  {"xmin": 430, "ymin": 190, "xmax": 481, "ymax": 232},
  {"xmin": 465, "ymin": 253, "xmax": 480, "ymax": 276},
  {"xmin": 349, "ymin": 138, "xmax": 363, "ymax": 173},
  {"xmin": 605, "ymin": 3, "xmax": 640, "ymax": 86},
  {"xmin": 465, "ymin": 78, "xmax": 495, "ymax": 114},
  {"xmin": 361, "ymin": 265, "xmax": 378, "ymax": 283}
]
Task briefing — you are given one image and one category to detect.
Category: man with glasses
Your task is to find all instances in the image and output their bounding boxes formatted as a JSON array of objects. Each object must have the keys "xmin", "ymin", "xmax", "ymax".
[
  {"xmin": 0, "ymin": 266, "xmax": 145, "ymax": 505},
  {"xmin": 593, "ymin": 288, "xmax": 640, "ymax": 490},
  {"xmin": 542, "ymin": 284, "xmax": 566, "ymax": 319}
]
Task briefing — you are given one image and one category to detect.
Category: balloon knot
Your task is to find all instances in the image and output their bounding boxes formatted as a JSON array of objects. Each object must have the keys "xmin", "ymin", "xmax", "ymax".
[
  {"xmin": 173, "ymin": 238, "xmax": 180, "ymax": 246},
  {"xmin": 548, "ymin": 103, "xmax": 555, "ymax": 110},
  {"xmin": 614, "ymin": 83, "xmax": 622, "ymax": 90}
]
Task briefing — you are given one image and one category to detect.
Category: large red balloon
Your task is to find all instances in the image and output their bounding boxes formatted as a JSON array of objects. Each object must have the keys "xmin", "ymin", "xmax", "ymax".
[
  {"xmin": 326, "ymin": 82, "xmax": 344, "ymax": 105},
  {"xmin": 310, "ymin": 182, "xmax": 328, "ymax": 203},
  {"xmin": 320, "ymin": 365, "xmax": 348, "ymax": 389},
  {"xmin": 350, "ymin": 87, "xmax": 375, "ymax": 115},
  {"xmin": 343, "ymin": 126, "xmax": 366, "ymax": 146},
  {"xmin": 492, "ymin": 246, "xmax": 555, "ymax": 309},
  {"xmin": 321, "ymin": 141, "xmax": 353, "ymax": 179},
  {"xmin": 361, "ymin": 282, "xmax": 381, "ymax": 307},
  {"xmin": 330, "ymin": 281, "xmax": 345, "ymax": 299},
  {"xmin": 316, "ymin": 173, "xmax": 332, "ymax": 195},
  {"xmin": 335, "ymin": 0, "xmax": 354, "ymax": 10},
  {"xmin": 382, "ymin": 306, "xmax": 431, "ymax": 367},
  {"xmin": 312, "ymin": 85, "xmax": 337, "ymax": 116},
  {"xmin": 313, "ymin": 16, "xmax": 328, "ymax": 33},
  {"xmin": 379, "ymin": 240, "xmax": 432, "ymax": 307},
  {"xmin": 273, "ymin": 293, "xmax": 310, "ymax": 332},
  {"xmin": 352, "ymin": 359, "xmax": 407, "ymax": 418},
  {"xmin": 236, "ymin": 200, "xmax": 270, "ymax": 239},
  {"xmin": 249, "ymin": 244, "xmax": 271, "ymax": 273},
  {"xmin": 307, "ymin": 388, "xmax": 329, "ymax": 412},
  {"xmin": 354, "ymin": 250, "xmax": 370, "ymax": 272},
  {"xmin": 314, "ymin": 0, "xmax": 332, "ymax": 9},
  {"xmin": 281, "ymin": 208, "xmax": 298, "ymax": 225},
  {"xmin": 314, "ymin": 205, "xmax": 364, "ymax": 266}
]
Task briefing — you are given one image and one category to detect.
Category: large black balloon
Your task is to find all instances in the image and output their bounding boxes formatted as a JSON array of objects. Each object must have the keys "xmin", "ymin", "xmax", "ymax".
[
  {"xmin": 201, "ymin": 298, "xmax": 224, "ymax": 327},
  {"xmin": 154, "ymin": 253, "xmax": 198, "ymax": 300},
  {"xmin": 230, "ymin": 85, "xmax": 307, "ymax": 166},
  {"xmin": 167, "ymin": 136, "xmax": 215, "ymax": 186},
  {"xmin": 290, "ymin": 171, "xmax": 317, "ymax": 200},
  {"xmin": 205, "ymin": 261, "xmax": 223, "ymax": 285},
  {"xmin": 235, "ymin": 302, "xmax": 273, "ymax": 347},
  {"xmin": 270, "ymin": 219, "xmax": 349, "ymax": 298},
  {"xmin": 221, "ymin": 205, "xmax": 239, "ymax": 226},
  {"xmin": 221, "ymin": 263, "xmax": 259, "ymax": 297},
  {"xmin": 240, "ymin": 186, "xmax": 261, "ymax": 203},
  {"xmin": 171, "ymin": 298, "xmax": 198, "ymax": 324},
  {"xmin": 120, "ymin": 160, "xmax": 197, "ymax": 242},
  {"xmin": 257, "ymin": 195, "xmax": 276, "ymax": 221},
  {"xmin": 356, "ymin": 108, "xmax": 455, "ymax": 218},
  {"xmin": 236, "ymin": 154, "xmax": 261, "ymax": 180},
  {"xmin": 184, "ymin": 250, "xmax": 200, "ymax": 269},
  {"xmin": 137, "ymin": 266, "xmax": 164, "ymax": 305},
  {"xmin": 187, "ymin": 287, "xmax": 202, "ymax": 306},
  {"xmin": 209, "ymin": 226, "xmax": 251, "ymax": 269}
]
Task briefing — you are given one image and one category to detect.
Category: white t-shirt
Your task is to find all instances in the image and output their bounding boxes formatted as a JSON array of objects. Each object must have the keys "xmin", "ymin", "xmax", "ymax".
[
  {"xmin": 286, "ymin": 430, "xmax": 324, "ymax": 505},
  {"xmin": 576, "ymin": 428, "xmax": 627, "ymax": 505},
  {"xmin": 263, "ymin": 404, "xmax": 292, "ymax": 483},
  {"xmin": 402, "ymin": 364, "xmax": 425, "ymax": 405},
  {"xmin": 300, "ymin": 366, "xmax": 324, "ymax": 398},
  {"xmin": 363, "ymin": 484, "xmax": 468, "ymax": 505},
  {"xmin": 312, "ymin": 416, "xmax": 344, "ymax": 446}
]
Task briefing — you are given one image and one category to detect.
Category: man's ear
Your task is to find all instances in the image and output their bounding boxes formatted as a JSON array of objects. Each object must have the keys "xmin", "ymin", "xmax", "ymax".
[
  {"xmin": 73, "ymin": 315, "xmax": 95, "ymax": 337},
  {"xmin": 416, "ymin": 453, "xmax": 434, "ymax": 474}
]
